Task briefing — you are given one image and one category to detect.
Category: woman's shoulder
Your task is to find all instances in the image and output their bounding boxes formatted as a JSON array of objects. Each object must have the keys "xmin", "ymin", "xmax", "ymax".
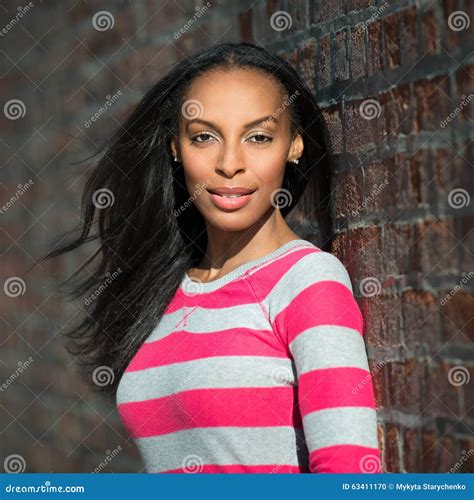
[{"xmin": 276, "ymin": 244, "xmax": 355, "ymax": 296}]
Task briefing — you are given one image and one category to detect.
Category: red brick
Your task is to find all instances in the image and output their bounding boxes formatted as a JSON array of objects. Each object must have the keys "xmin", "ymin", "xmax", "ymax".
[
  {"xmin": 334, "ymin": 167, "xmax": 363, "ymax": 220},
  {"xmin": 425, "ymin": 361, "xmax": 462, "ymax": 418},
  {"xmin": 454, "ymin": 215, "xmax": 474, "ymax": 271},
  {"xmin": 369, "ymin": 358, "xmax": 387, "ymax": 409},
  {"xmin": 238, "ymin": 9, "xmax": 253, "ymax": 42},
  {"xmin": 457, "ymin": 439, "xmax": 474, "ymax": 472},
  {"xmin": 350, "ymin": 225, "xmax": 383, "ymax": 281},
  {"xmin": 441, "ymin": 0, "xmax": 461, "ymax": 51},
  {"xmin": 318, "ymin": 35, "xmax": 331, "ymax": 89},
  {"xmin": 367, "ymin": 20, "xmax": 383, "ymax": 76},
  {"xmin": 344, "ymin": 100, "xmax": 377, "ymax": 153},
  {"xmin": 418, "ymin": 218, "xmax": 460, "ymax": 277},
  {"xmin": 386, "ymin": 359, "xmax": 423, "ymax": 414},
  {"xmin": 402, "ymin": 291, "xmax": 439, "ymax": 352},
  {"xmin": 287, "ymin": 0, "xmax": 310, "ymax": 31},
  {"xmin": 455, "ymin": 65, "xmax": 474, "ymax": 123},
  {"xmin": 361, "ymin": 294, "xmax": 403, "ymax": 348},
  {"xmin": 440, "ymin": 291, "xmax": 474, "ymax": 343},
  {"xmin": 361, "ymin": 161, "xmax": 389, "ymax": 212},
  {"xmin": 438, "ymin": 435, "xmax": 455, "ymax": 472},
  {"xmin": 334, "ymin": 30, "xmax": 349, "ymax": 81},
  {"xmin": 297, "ymin": 39, "xmax": 317, "ymax": 94},
  {"xmin": 421, "ymin": 430, "xmax": 438, "ymax": 472},
  {"xmin": 381, "ymin": 83, "xmax": 414, "ymax": 136},
  {"xmin": 322, "ymin": 105, "xmax": 343, "ymax": 154},
  {"xmin": 401, "ymin": 7, "xmax": 418, "ymax": 66},
  {"xmin": 384, "ymin": 424, "xmax": 401, "ymax": 472},
  {"xmin": 409, "ymin": 149, "xmax": 435, "ymax": 205},
  {"xmin": 383, "ymin": 13, "xmax": 402, "ymax": 69},
  {"xmin": 414, "ymin": 75, "xmax": 451, "ymax": 131},
  {"xmin": 313, "ymin": 1, "xmax": 344, "ymax": 22},
  {"xmin": 344, "ymin": 0, "xmax": 375, "ymax": 14},
  {"xmin": 421, "ymin": 8, "xmax": 439, "ymax": 56},
  {"xmin": 381, "ymin": 222, "xmax": 421, "ymax": 277},
  {"xmin": 403, "ymin": 428, "xmax": 422, "ymax": 472},
  {"xmin": 350, "ymin": 24, "xmax": 366, "ymax": 80}
]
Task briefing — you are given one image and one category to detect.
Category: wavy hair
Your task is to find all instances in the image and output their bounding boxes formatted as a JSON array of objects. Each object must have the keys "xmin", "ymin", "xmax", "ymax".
[{"xmin": 37, "ymin": 42, "xmax": 334, "ymax": 403}]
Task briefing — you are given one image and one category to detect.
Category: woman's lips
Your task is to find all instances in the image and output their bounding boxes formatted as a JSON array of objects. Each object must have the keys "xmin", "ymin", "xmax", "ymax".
[{"xmin": 208, "ymin": 190, "xmax": 255, "ymax": 211}]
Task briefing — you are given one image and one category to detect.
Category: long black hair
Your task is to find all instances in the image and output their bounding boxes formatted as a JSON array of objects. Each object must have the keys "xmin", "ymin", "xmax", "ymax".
[{"xmin": 37, "ymin": 42, "xmax": 334, "ymax": 403}]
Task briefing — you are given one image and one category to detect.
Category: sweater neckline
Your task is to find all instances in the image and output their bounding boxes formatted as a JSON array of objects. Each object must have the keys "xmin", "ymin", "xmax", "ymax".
[{"xmin": 180, "ymin": 238, "xmax": 315, "ymax": 294}]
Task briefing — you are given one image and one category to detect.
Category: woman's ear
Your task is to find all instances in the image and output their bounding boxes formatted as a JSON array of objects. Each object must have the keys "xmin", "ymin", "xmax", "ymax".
[
  {"xmin": 170, "ymin": 137, "xmax": 177, "ymax": 158},
  {"xmin": 288, "ymin": 132, "xmax": 304, "ymax": 163}
]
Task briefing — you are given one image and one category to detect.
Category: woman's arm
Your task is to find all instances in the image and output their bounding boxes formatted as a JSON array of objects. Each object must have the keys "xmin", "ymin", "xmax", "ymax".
[{"xmin": 271, "ymin": 250, "xmax": 382, "ymax": 473}]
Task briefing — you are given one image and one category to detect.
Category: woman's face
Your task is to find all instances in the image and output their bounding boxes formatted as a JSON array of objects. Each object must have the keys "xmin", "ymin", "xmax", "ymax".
[{"xmin": 171, "ymin": 67, "xmax": 303, "ymax": 232}]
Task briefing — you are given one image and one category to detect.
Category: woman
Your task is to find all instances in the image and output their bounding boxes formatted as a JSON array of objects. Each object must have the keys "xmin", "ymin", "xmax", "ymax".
[{"xmin": 42, "ymin": 42, "xmax": 381, "ymax": 473}]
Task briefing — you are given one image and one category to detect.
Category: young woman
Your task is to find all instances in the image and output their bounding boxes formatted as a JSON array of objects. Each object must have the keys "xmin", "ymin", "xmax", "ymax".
[{"xmin": 42, "ymin": 42, "xmax": 381, "ymax": 473}]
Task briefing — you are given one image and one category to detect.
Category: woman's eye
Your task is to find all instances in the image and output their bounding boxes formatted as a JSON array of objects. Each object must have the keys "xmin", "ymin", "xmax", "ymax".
[
  {"xmin": 190, "ymin": 133, "xmax": 214, "ymax": 144},
  {"xmin": 190, "ymin": 133, "xmax": 272, "ymax": 144},
  {"xmin": 249, "ymin": 134, "xmax": 272, "ymax": 143}
]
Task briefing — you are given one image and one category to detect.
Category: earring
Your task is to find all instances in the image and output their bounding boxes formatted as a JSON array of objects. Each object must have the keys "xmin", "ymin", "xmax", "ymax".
[
  {"xmin": 174, "ymin": 156, "xmax": 179, "ymax": 162},
  {"xmin": 291, "ymin": 158, "xmax": 299, "ymax": 164}
]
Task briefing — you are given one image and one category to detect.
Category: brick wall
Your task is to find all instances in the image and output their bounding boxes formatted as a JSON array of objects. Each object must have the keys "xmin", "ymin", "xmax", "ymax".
[{"xmin": 0, "ymin": 0, "xmax": 472, "ymax": 473}]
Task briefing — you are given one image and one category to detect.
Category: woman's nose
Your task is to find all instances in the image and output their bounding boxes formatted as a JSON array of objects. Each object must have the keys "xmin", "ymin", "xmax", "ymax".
[{"xmin": 215, "ymin": 146, "xmax": 246, "ymax": 177}]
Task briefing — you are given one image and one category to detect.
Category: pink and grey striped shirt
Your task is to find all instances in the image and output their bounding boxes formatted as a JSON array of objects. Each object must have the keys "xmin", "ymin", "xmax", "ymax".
[{"xmin": 116, "ymin": 239, "xmax": 381, "ymax": 473}]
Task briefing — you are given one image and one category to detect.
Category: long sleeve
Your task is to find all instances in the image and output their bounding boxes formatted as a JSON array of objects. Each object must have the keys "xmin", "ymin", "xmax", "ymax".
[{"xmin": 270, "ymin": 250, "xmax": 381, "ymax": 473}]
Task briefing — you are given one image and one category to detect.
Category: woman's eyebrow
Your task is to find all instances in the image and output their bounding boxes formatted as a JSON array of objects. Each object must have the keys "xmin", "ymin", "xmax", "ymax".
[{"xmin": 186, "ymin": 115, "xmax": 277, "ymax": 132}]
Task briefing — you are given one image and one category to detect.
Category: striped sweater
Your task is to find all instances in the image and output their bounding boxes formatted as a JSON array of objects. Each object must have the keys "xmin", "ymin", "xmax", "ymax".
[{"xmin": 116, "ymin": 239, "xmax": 381, "ymax": 473}]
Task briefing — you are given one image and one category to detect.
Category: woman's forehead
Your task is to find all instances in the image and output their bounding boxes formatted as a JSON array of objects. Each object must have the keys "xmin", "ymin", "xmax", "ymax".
[
  {"xmin": 185, "ymin": 67, "xmax": 285, "ymax": 104},
  {"xmin": 181, "ymin": 69, "xmax": 290, "ymax": 127}
]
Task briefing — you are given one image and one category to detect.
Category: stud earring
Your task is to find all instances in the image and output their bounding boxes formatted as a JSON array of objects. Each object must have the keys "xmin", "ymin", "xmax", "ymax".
[
  {"xmin": 174, "ymin": 156, "xmax": 179, "ymax": 162},
  {"xmin": 291, "ymin": 158, "xmax": 299, "ymax": 164}
]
